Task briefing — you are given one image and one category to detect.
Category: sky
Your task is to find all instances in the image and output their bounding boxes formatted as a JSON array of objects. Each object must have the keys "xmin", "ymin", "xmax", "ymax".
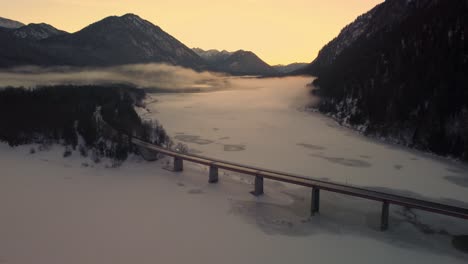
[{"xmin": 2, "ymin": 0, "xmax": 383, "ymax": 65}]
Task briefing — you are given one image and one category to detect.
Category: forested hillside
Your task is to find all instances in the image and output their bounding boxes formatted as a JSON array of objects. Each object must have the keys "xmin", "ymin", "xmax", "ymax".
[
  {"xmin": 308, "ymin": 0, "xmax": 468, "ymax": 161},
  {"xmin": 0, "ymin": 85, "xmax": 171, "ymax": 162}
]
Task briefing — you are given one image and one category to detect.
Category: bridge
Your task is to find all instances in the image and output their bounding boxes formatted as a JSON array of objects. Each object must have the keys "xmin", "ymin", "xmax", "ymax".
[{"xmin": 126, "ymin": 135, "xmax": 468, "ymax": 231}]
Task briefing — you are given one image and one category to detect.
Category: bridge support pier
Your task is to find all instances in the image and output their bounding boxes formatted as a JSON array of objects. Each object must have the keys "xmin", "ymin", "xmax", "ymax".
[
  {"xmin": 173, "ymin": 157, "xmax": 183, "ymax": 172},
  {"xmin": 251, "ymin": 176, "xmax": 264, "ymax": 196},
  {"xmin": 380, "ymin": 201, "xmax": 389, "ymax": 231},
  {"xmin": 209, "ymin": 165, "xmax": 219, "ymax": 183},
  {"xmin": 311, "ymin": 187, "xmax": 320, "ymax": 215}
]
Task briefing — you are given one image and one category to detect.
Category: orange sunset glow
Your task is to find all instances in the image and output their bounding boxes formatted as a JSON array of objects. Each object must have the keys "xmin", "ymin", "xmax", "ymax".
[{"xmin": 3, "ymin": 0, "xmax": 383, "ymax": 65}]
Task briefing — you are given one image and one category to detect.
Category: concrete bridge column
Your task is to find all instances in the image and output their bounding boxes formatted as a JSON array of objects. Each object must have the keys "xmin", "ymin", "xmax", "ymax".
[
  {"xmin": 251, "ymin": 176, "xmax": 264, "ymax": 196},
  {"xmin": 381, "ymin": 201, "xmax": 389, "ymax": 231},
  {"xmin": 311, "ymin": 187, "xmax": 320, "ymax": 215},
  {"xmin": 173, "ymin": 157, "xmax": 183, "ymax": 172},
  {"xmin": 209, "ymin": 165, "xmax": 219, "ymax": 183}
]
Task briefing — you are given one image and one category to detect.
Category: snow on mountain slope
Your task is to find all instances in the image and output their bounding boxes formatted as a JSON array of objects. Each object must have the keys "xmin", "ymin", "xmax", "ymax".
[
  {"xmin": 308, "ymin": 0, "xmax": 468, "ymax": 161},
  {"xmin": 307, "ymin": 0, "xmax": 430, "ymax": 73},
  {"xmin": 12, "ymin": 23, "xmax": 68, "ymax": 40},
  {"xmin": 0, "ymin": 14, "xmax": 206, "ymax": 68},
  {"xmin": 193, "ymin": 48, "xmax": 233, "ymax": 62},
  {"xmin": 0, "ymin": 17, "xmax": 24, "ymax": 29}
]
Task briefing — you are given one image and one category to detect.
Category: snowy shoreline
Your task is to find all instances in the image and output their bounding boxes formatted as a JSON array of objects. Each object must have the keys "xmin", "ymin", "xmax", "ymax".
[{"xmin": 309, "ymin": 105, "xmax": 468, "ymax": 167}]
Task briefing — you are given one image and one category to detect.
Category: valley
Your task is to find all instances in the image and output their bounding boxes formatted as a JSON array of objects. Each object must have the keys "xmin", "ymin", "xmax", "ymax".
[{"xmin": 1, "ymin": 0, "xmax": 468, "ymax": 263}]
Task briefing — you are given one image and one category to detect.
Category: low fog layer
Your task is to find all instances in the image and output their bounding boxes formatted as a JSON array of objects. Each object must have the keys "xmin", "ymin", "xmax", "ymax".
[{"xmin": 0, "ymin": 63, "xmax": 231, "ymax": 92}]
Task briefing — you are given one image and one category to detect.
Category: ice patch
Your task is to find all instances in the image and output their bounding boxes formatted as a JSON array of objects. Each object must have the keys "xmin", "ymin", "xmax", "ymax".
[
  {"xmin": 174, "ymin": 135, "xmax": 213, "ymax": 145},
  {"xmin": 296, "ymin": 143, "xmax": 326, "ymax": 150},
  {"xmin": 223, "ymin": 144, "xmax": 246, "ymax": 152},
  {"xmin": 309, "ymin": 153, "xmax": 372, "ymax": 168}
]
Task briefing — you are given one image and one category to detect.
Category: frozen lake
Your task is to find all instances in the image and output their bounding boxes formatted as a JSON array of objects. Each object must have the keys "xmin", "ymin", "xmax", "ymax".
[
  {"xmin": 139, "ymin": 76, "xmax": 468, "ymax": 205},
  {"xmin": 1, "ymin": 72, "xmax": 467, "ymax": 263}
]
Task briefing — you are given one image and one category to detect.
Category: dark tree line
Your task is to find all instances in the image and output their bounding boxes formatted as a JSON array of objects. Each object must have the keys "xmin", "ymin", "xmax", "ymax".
[{"xmin": 0, "ymin": 85, "xmax": 171, "ymax": 161}]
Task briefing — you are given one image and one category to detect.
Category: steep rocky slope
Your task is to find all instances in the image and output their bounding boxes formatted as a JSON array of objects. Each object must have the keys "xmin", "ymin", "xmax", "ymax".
[{"xmin": 308, "ymin": 0, "xmax": 468, "ymax": 160}]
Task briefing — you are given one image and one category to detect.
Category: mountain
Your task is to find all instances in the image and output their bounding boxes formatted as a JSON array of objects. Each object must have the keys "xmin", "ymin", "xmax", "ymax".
[
  {"xmin": 193, "ymin": 48, "xmax": 277, "ymax": 76},
  {"xmin": 41, "ymin": 14, "xmax": 205, "ymax": 68},
  {"xmin": 0, "ymin": 17, "xmax": 24, "ymax": 29},
  {"xmin": 305, "ymin": 0, "xmax": 421, "ymax": 75},
  {"xmin": 0, "ymin": 28, "xmax": 52, "ymax": 67},
  {"xmin": 273, "ymin": 63, "xmax": 308, "ymax": 74},
  {"xmin": 12, "ymin": 23, "xmax": 68, "ymax": 40},
  {"xmin": 0, "ymin": 14, "xmax": 277, "ymax": 76},
  {"xmin": 215, "ymin": 50, "xmax": 277, "ymax": 76},
  {"xmin": 0, "ymin": 14, "xmax": 206, "ymax": 69},
  {"xmin": 193, "ymin": 48, "xmax": 232, "ymax": 63},
  {"xmin": 0, "ymin": 20, "xmax": 67, "ymax": 66},
  {"xmin": 308, "ymin": 0, "xmax": 468, "ymax": 161}
]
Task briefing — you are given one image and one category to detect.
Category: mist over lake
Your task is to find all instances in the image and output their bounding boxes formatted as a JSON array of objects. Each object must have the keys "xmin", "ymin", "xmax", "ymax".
[{"xmin": 0, "ymin": 64, "xmax": 230, "ymax": 92}]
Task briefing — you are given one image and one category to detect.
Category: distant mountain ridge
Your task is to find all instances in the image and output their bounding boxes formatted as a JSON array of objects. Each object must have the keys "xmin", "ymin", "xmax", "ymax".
[
  {"xmin": 0, "ymin": 14, "xmax": 302, "ymax": 76},
  {"xmin": 194, "ymin": 48, "xmax": 307, "ymax": 75},
  {"xmin": 193, "ymin": 48, "xmax": 232, "ymax": 63},
  {"xmin": 0, "ymin": 14, "xmax": 205, "ymax": 69},
  {"xmin": 193, "ymin": 47, "xmax": 277, "ymax": 76},
  {"xmin": 307, "ymin": 0, "xmax": 468, "ymax": 161},
  {"xmin": 214, "ymin": 50, "xmax": 277, "ymax": 76},
  {"xmin": 42, "ymin": 14, "xmax": 205, "ymax": 68},
  {"xmin": 273, "ymin": 63, "xmax": 308, "ymax": 74}
]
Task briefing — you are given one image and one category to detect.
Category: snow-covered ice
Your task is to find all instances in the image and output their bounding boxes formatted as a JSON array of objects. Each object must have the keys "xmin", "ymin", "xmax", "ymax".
[{"xmin": 0, "ymin": 144, "xmax": 467, "ymax": 264}]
